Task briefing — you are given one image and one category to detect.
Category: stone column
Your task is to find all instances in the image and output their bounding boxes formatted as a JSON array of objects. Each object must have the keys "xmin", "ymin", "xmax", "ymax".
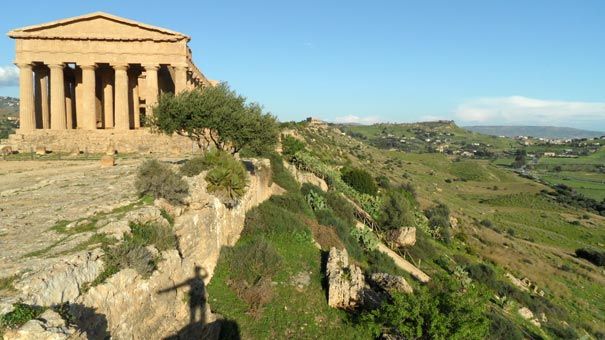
[
  {"xmin": 74, "ymin": 68, "xmax": 83, "ymax": 128},
  {"xmin": 130, "ymin": 73, "xmax": 141, "ymax": 129},
  {"xmin": 102, "ymin": 69, "xmax": 114, "ymax": 129},
  {"xmin": 34, "ymin": 67, "xmax": 50, "ymax": 129},
  {"xmin": 81, "ymin": 64, "xmax": 97, "ymax": 130},
  {"xmin": 65, "ymin": 79, "xmax": 73, "ymax": 129},
  {"xmin": 49, "ymin": 63, "xmax": 66, "ymax": 130},
  {"xmin": 113, "ymin": 64, "xmax": 130, "ymax": 130},
  {"xmin": 143, "ymin": 64, "xmax": 159, "ymax": 118},
  {"xmin": 16, "ymin": 63, "xmax": 35, "ymax": 131},
  {"xmin": 174, "ymin": 65, "xmax": 188, "ymax": 94}
]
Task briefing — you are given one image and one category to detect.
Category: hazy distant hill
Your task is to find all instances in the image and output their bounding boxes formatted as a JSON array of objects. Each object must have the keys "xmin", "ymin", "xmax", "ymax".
[
  {"xmin": 0, "ymin": 96, "xmax": 19, "ymax": 116},
  {"xmin": 464, "ymin": 125, "xmax": 604, "ymax": 139}
]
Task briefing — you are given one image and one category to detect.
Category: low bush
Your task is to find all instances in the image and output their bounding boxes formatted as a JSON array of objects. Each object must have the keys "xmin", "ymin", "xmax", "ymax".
[
  {"xmin": 488, "ymin": 311, "xmax": 523, "ymax": 340},
  {"xmin": 575, "ymin": 248, "xmax": 605, "ymax": 266},
  {"xmin": 425, "ymin": 203, "xmax": 452, "ymax": 243},
  {"xmin": 268, "ymin": 153, "xmax": 299, "ymax": 192},
  {"xmin": 243, "ymin": 200, "xmax": 307, "ymax": 236},
  {"xmin": 340, "ymin": 166, "xmax": 378, "ymax": 196},
  {"xmin": 0, "ymin": 303, "xmax": 46, "ymax": 331},
  {"xmin": 268, "ymin": 192, "xmax": 313, "ymax": 217},
  {"xmin": 358, "ymin": 276, "xmax": 489, "ymax": 339},
  {"xmin": 379, "ymin": 189, "xmax": 415, "ymax": 231},
  {"xmin": 281, "ymin": 135, "xmax": 305, "ymax": 160},
  {"xmin": 135, "ymin": 160, "xmax": 189, "ymax": 204},
  {"xmin": 205, "ymin": 153, "xmax": 248, "ymax": 207},
  {"xmin": 315, "ymin": 209, "xmax": 364, "ymax": 262},
  {"xmin": 180, "ymin": 156, "xmax": 208, "ymax": 177},
  {"xmin": 129, "ymin": 221, "xmax": 176, "ymax": 252},
  {"xmin": 325, "ymin": 191, "xmax": 356, "ymax": 225},
  {"xmin": 225, "ymin": 238, "xmax": 281, "ymax": 312}
]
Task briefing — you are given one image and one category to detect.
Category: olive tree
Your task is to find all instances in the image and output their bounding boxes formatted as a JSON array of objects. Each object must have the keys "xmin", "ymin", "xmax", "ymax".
[{"xmin": 152, "ymin": 83, "xmax": 278, "ymax": 155}]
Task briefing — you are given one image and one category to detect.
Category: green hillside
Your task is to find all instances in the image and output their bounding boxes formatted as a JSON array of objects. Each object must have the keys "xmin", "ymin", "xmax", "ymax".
[
  {"xmin": 466, "ymin": 125, "xmax": 605, "ymax": 139},
  {"xmin": 207, "ymin": 121, "xmax": 605, "ymax": 339}
]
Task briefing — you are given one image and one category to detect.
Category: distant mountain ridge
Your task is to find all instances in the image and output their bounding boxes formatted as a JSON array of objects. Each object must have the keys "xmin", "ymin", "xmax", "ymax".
[{"xmin": 464, "ymin": 125, "xmax": 604, "ymax": 139}]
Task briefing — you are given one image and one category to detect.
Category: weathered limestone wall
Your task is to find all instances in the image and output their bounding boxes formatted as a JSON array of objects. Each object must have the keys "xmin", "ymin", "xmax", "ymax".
[
  {"xmin": 2, "ymin": 128, "xmax": 201, "ymax": 154},
  {"xmin": 73, "ymin": 159, "xmax": 281, "ymax": 338}
]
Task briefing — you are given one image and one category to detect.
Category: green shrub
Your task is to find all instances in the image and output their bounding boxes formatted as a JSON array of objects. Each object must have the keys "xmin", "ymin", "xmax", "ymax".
[
  {"xmin": 359, "ymin": 276, "xmax": 489, "ymax": 339},
  {"xmin": 0, "ymin": 303, "xmax": 46, "ymax": 331},
  {"xmin": 268, "ymin": 153, "xmax": 299, "ymax": 192},
  {"xmin": 350, "ymin": 227, "xmax": 378, "ymax": 251},
  {"xmin": 325, "ymin": 191, "xmax": 357, "ymax": 225},
  {"xmin": 575, "ymin": 248, "xmax": 605, "ymax": 266},
  {"xmin": 225, "ymin": 237, "xmax": 281, "ymax": 312},
  {"xmin": 425, "ymin": 203, "xmax": 452, "ymax": 243},
  {"xmin": 376, "ymin": 175, "xmax": 391, "ymax": 189},
  {"xmin": 306, "ymin": 190, "xmax": 327, "ymax": 212},
  {"xmin": 128, "ymin": 221, "xmax": 176, "ymax": 252},
  {"xmin": 205, "ymin": 153, "xmax": 249, "ymax": 207},
  {"xmin": 180, "ymin": 156, "xmax": 208, "ymax": 177},
  {"xmin": 135, "ymin": 159, "xmax": 189, "ymax": 204},
  {"xmin": 488, "ymin": 311, "xmax": 523, "ymax": 340},
  {"xmin": 379, "ymin": 189, "xmax": 415, "ymax": 231},
  {"xmin": 243, "ymin": 201, "xmax": 307, "ymax": 237},
  {"xmin": 281, "ymin": 135, "xmax": 305, "ymax": 160},
  {"xmin": 268, "ymin": 192, "xmax": 313, "ymax": 217},
  {"xmin": 315, "ymin": 209, "xmax": 364, "ymax": 261},
  {"xmin": 340, "ymin": 166, "xmax": 378, "ymax": 196}
]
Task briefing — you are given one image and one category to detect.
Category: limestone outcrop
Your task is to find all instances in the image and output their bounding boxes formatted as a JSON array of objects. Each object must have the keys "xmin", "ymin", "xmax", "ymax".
[
  {"xmin": 72, "ymin": 159, "xmax": 280, "ymax": 338},
  {"xmin": 1, "ymin": 158, "xmax": 280, "ymax": 339},
  {"xmin": 369, "ymin": 272, "xmax": 413, "ymax": 294},
  {"xmin": 14, "ymin": 250, "xmax": 104, "ymax": 307},
  {"xmin": 283, "ymin": 160, "xmax": 328, "ymax": 191},
  {"xmin": 2, "ymin": 310, "xmax": 77, "ymax": 340},
  {"xmin": 387, "ymin": 227, "xmax": 416, "ymax": 247},
  {"xmin": 326, "ymin": 247, "xmax": 369, "ymax": 309}
]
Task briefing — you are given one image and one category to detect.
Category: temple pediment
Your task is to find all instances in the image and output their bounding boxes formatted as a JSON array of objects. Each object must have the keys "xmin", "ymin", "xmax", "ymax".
[{"xmin": 7, "ymin": 12, "xmax": 189, "ymax": 42}]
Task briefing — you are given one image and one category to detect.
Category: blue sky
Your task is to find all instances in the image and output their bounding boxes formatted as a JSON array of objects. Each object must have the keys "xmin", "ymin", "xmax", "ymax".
[{"xmin": 1, "ymin": 0, "xmax": 604, "ymax": 130}]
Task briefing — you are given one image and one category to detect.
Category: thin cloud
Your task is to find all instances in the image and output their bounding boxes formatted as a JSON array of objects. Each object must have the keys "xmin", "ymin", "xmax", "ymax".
[
  {"xmin": 456, "ymin": 96, "xmax": 605, "ymax": 126},
  {"xmin": 333, "ymin": 114, "xmax": 382, "ymax": 124},
  {"xmin": 0, "ymin": 65, "xmax": 19, "ymax": 87}
]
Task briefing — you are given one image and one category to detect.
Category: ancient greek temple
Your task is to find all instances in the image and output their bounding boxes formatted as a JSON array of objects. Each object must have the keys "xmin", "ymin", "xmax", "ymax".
[
  {"xmin": 3, "ymin": 12, "xmax": 216, "ymax": 154},
  {"xmin": 9, "ymin": 11, "xmax": 212, "ymax": 132}
]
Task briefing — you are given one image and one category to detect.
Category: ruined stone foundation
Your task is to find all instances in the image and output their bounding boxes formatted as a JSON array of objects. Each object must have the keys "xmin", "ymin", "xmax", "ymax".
[{"xmin": 2, "ymin": 128, "xmax": 200, "ymax": 154}]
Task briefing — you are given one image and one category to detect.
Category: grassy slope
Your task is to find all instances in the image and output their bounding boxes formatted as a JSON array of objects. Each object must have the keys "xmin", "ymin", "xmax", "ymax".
[{"xmin": 295, "ymin": 123, "xmax": 605, "ymax": 335}]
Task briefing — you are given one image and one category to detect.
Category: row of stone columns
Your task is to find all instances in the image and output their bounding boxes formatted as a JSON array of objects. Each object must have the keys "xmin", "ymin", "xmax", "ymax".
[{"xmin": 16, "ymin": 62, "xmax": 190, "ymax": 131}]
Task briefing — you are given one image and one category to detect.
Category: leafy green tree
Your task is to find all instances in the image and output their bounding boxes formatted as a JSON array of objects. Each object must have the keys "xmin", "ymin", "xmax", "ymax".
[
  {"xmin": 379, "ymin": 189, "xmax": 415, "ymax": 230},
  {"xmin": 340, "ymin": 166, "xmax": 378, "ymax": 196},
  {"xmin": 512, "ymin": 149, "xmax": 527, "ymax": 168},
  {"xmin": 281, "ymin": 135, "xmax": 305, "ymax": 160},
  {"xmin": 152, "ymin": 84, "xmax": 278, "ymax": 154}
]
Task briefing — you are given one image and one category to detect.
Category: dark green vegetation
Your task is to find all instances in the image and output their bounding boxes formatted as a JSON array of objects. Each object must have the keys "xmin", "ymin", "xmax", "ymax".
[
  {"xmin": 135, "ymin": 159, "xmax": 189, "ymax": 204},
  {"xmin": 0, "ymin": 303, "xmax": 45, "ymax": 334},
  {"xmin": 92, "ymin": 219, "xmax": 176, "ymax": 286},
  {"xmin": 358, "ymin": 276, "xmax": 489, "ymax": 339},
  {"xmin": 152, "ymin": 84, "xmax": 279, "ymax": 155},
  {"xmin": 340, "ymin": 166, "xmax": 378, "ymax": 196},
  {"xmin": 575, "ymin": 248, "xmax": 605, "ymax": 267},
  {"xmin": 181, "ymin": 149, "xmax": 249, "ymax": 206}
]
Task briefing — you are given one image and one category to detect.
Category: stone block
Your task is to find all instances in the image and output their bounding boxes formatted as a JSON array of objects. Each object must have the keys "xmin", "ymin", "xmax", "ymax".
[
  {"xmin": 100, "ymin": 155, "xmax": 115, "ymax": 167},
  {"xmin": 35, "ymin": 146, "xmax": 46, "ymax": 155}
]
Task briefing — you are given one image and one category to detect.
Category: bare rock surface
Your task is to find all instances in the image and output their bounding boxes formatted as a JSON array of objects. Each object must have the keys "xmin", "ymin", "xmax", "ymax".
[
  {"xmin": 326, "ymin": 247, "xmax": 370, "ymax": 309},
  {"xmin": 0, "ymin": 158, "xmax": 280, "ymax": 339},
  {"xmin": 0, "ymin": 160, "xmax": 139, "ymax": 279},
  {"xmin": 2, "ymin": 309, "xmax": 79, "ymax": 340},
  {"xmin": 388, "ymin": 227, "xmax": 416, "ymax": 247},
  {"xmin": 369, "ymin": 272, "xmax": 413, "ymax": 294}
]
